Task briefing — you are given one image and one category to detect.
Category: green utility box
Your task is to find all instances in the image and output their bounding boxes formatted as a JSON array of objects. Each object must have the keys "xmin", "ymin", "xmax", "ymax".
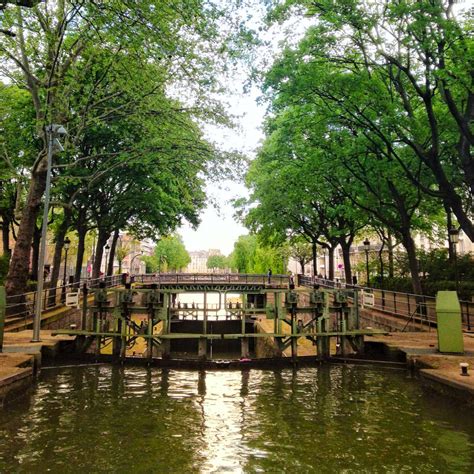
[{"xmin": 436, "ymin": 291, "xmax": 464, "ymax": 354}]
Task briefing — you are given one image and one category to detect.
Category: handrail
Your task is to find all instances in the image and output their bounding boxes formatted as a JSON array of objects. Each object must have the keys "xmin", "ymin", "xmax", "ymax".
[
  {"xmin": 298, "ymin": 275, "xmax": 472, "ymax": 331},
  {"xmin": 5, "ymin": 274, "xmax": 123, "ymax": 323}
]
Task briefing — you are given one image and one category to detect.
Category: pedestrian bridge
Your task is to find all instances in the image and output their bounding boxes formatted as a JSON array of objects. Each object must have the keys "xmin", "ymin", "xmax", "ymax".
[{"xmin": 133, "ymin": 272, "xmax": 290, "ymax": 292}]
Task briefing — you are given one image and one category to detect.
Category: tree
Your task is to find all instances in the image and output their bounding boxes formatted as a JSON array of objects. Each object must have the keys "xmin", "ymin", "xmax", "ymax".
[
  {"xmin": 1, "ymin": 1, "xmax": 245, "ymax": 297},
  {"xmin": 145, "ymin": 235, "xmax": 190, "ymax": 273},
  {"xmin": 287, "ymin": 238, "xmax": 312, "ymax": 274},
  {"xmin": 270, "ymin": 1, "xmax": 474, "ymax": 240},
  {"xmin": 229, "ymin": 235, "xmax": 286, "ymax": 274},
  {"xmin": 247, "ymin": 15, "xmax": 447, "ymax": 292},
  {"xmin": 207, "ymin": 255, "xmax": 228, "ymax": 272}
]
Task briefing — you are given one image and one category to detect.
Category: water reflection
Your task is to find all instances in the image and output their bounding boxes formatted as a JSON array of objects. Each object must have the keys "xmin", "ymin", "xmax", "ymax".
[{"xmin": 0, "ymin": 365, "xmax": 473, "ymax": 473}]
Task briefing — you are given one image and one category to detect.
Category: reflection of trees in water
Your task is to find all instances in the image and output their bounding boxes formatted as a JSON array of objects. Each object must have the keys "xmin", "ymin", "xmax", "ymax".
[
  {"xmin": 1, "ymin": 366, "xmax": 474, "ymax": 472},
  {"xmin": 243, "ymin": 366, "xmax": 474, "ymax": 473}
]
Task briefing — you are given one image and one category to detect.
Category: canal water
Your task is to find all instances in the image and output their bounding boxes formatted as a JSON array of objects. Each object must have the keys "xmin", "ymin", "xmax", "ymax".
[{"xmin": 1, "ymin": 365, "xmax": 474, "ymax": 473}]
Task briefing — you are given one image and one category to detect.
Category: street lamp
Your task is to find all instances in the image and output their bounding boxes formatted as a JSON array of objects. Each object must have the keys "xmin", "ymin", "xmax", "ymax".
[
  {"xmin": 32, "ymin": 124, "xmax": 67, "ymax": 342},
  {"xmin": 104, "ymin": 244, "xmax": 110, "ymax": 277},
  {"xmin": 363, "ymin": 238, "xmax": 370, "ymax": 287},
  {"xmin": 61, "ymin": 236, "xmax": 71, "ymax": 303},
  {"xmin": 448, "ymin": 227, "xmax": 459, "ymax": 295}
]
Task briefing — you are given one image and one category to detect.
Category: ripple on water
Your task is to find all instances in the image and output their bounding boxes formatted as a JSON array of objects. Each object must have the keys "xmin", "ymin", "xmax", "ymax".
[{"xmin": 0, "ymin": 365, "xmax": 474, "ymax": 473}]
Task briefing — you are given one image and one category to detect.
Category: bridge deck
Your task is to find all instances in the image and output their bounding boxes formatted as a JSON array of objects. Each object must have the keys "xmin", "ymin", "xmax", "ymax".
[{"xmin": 134, "ymin": 273, "xmax": 289, "ymax": 291}]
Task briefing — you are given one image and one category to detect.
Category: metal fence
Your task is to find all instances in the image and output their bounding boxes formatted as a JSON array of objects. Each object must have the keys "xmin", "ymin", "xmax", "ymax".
[
  {"xmin": 298, "ymin": 275, "xmax": 473, "ymax": 331},
  {"xmin": 5, "ymin": 274, "xmax": 123, "ymax": 325}
]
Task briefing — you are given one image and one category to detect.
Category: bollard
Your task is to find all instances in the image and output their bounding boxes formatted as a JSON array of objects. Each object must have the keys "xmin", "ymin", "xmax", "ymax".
[{"xmin": 460, "ymin": 363, "xmax": 469, "ymax": 376}]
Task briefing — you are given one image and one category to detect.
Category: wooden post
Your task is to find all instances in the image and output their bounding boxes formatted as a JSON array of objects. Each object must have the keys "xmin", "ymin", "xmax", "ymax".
[
  {"xmin": 198, "ymin": 337, "xmax": 207, "ymax": 359},
  {"xmin": 241, "ymin": 337, "xmax": 249, "ymax": 358},
  {"xmin": 160, "ymin": 293, "xmax": 170, "ymax": 359}
]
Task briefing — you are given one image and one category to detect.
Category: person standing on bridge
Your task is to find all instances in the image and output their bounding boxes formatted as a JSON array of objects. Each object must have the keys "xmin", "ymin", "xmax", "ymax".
[{"xmin": 267, "ymin": 268, "xmax": 272, "ymax": 284}]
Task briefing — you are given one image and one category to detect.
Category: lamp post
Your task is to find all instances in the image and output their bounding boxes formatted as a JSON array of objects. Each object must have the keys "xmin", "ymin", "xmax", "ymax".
[
  {"xmin": 61, "ymin": 236, "xmax": 71, "ymax": 303},
  {"xmin": 363, "ymin": 238, "xmax": 370, "ymax": 288},
  {"xmin": 448, "ymin": 227, "xmax": 459, "ymax": 295},
  {"xmin": 104, "ymin": 244, "xmax": 110, "ymax": 278},
  {"xmin": 32, "ymin": 124, "xmax": 67, "ymax": 342}
]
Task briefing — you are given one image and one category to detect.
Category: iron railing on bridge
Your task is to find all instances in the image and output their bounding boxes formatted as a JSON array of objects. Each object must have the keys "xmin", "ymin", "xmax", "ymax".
[
  {"xmin": 4, "ymin": 273, "xmax": 289, "ymax": 325},
  {"xmin": 134, "ymin": 272, "xmax": 289, "ymax": 287},
  {"xmin": 298, "ymin": 275, "xmax": 473, "ymax": 331}
]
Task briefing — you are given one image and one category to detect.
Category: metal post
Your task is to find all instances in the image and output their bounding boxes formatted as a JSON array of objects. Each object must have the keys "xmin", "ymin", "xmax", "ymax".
[
  {"xmin": 453, "ymin": 245, "xmax": 459, "ymax": 296},
  {"xmin": 32, "ymin": 127, "xmax": 54, "ymax": 342},
  {"xmin": 365, "ymin": 250, "xmax": 369, "ymax": 288}
]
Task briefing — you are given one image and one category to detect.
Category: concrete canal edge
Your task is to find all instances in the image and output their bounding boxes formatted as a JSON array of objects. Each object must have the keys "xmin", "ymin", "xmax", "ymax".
[
  {"xmin": 0, "ymin": 331, "xmax": 76, "ymax": 407},
  {"xmin": 2, "ymin": 330, "xmax": 474, "ymax": 407}
]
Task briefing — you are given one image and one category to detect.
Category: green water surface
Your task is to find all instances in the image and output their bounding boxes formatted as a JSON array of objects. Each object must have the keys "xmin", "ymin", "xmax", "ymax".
[{"xmin": 1, "ymin": 365, "xmax": 473, "ymax": 473}]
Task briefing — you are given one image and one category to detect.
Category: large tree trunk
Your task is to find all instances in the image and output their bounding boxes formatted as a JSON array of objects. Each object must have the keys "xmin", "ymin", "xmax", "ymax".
[
  {"xmin": 1, "ymin": 212, "xmax": 11, "ymax": 256},
  {"xmin": 92, "ymin": 229, "xmax": 109, "ymax": 279},
  {"xmin": 340, "ymin": 240, "xmax": 352, "ymax": 283},
  {"xmin": 31, "ymin": 223, "xmax": 41, "ymax": 282},
  {"xmin": 74, "ymin": 225, "xmax": 87, "ymax": 284},
  {"xmin": 5, "ymin": 164, "xmax": 47, "ymax": 297},
  {"xmin": 401, "ymin": 231, "xmax": 422, "ymax": 295},
  {"xmin": 107, "ymin": 228, "xmax": 119, "ymax": 276},
  {"xmin": 48, "ymin": 210, "xmax": 71, "ymax": 306},
  {"xmin": 328, "ymin": 247, "xmax": 335, "ymax": 280}
]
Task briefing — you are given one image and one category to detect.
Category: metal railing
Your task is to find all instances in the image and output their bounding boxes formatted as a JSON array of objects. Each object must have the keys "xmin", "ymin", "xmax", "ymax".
[
  {"xmin": 298, "ymin": 275, "xmax": 473, "ymax": 331},
  {"xmin": 4, "ymin": 273, "xmax": 288, "ymax": 325},
  {"xmin": 5, "ymin": 274, "xmax": 123, "ymax": 325},
  {"xmin": 134, "ymin": 273, "xmax": 290, "ymax": 287}
]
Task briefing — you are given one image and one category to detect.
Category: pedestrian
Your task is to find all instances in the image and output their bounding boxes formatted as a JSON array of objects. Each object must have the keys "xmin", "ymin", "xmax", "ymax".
[
  {"xmin": 267, "ymin": 268, "xmax": 272, "ymax": 284},
  {"xmin": 288, "ymin": 271, "xmax": 295, "ymax": 289}
]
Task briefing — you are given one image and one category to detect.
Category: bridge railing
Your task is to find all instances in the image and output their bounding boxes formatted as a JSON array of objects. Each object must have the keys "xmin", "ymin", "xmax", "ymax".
[
  {"xmin": 298, "ymin": 275, "xmax": 473, "ymax": 331},
  {"xmin": 134, "ymin": 273, "xmax": 290, "ymax": 287}
]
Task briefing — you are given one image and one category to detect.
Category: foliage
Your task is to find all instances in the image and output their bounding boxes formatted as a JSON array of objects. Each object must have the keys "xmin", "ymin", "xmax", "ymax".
[
  {"xmin": 207, "ymin": 255, "xmax": 228, "ymax": 271},
  {"xmin": 229, "ymin": 234, "xmax": 286, "ymax": 274},
  {"xmin": 287, "ymin": 238, "xmax": 313, "ymax": 273},
  {"xmin": 145, "ymin": 235, "xmax": 190, "ymax": 272},
  {"xmin": 0, "ymin": 0, "xmax": 253, "ymax": 293},
  {"xmin": 268, "ymin": 0, "xmax": 474, "ymax": 241}
]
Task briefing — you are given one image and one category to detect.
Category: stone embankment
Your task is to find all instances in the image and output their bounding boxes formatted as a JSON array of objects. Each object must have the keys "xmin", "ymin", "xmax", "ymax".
[{"xmin": 0, "ymin": 330, "xmax": 75, "ymax": 406}]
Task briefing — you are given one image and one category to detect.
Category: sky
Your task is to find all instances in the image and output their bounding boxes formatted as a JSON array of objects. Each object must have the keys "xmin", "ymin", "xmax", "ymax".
[
  {"xmin": 178, "ymin": 6, "xmax": 309, "ymax": 256},
  {"xmin": 178, "ymin": 86, "xmax": 264, "ymax": 256}
]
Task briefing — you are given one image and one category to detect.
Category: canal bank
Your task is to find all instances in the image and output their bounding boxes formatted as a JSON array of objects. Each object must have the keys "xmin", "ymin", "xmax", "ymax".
[
  {"xmin": 0, "ymin": 331, "xmax": 75, "ymax": 406},
  {"xmin": 366, "ymin": 332, "xmax": 474, "ymax": 405}
]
